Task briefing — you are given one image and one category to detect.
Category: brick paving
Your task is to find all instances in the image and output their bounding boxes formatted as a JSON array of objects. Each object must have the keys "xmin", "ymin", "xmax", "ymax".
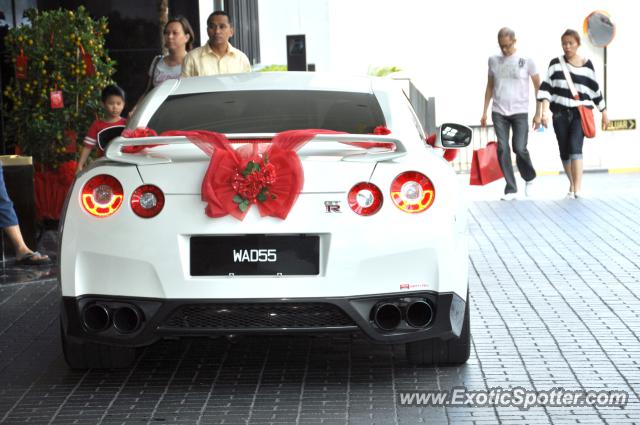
[{"xmin": 0, "ymin": 173, "xmax": 639, "ymax": 424}]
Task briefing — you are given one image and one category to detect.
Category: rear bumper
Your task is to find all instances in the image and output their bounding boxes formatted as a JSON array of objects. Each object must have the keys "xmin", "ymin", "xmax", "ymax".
[{"xmin": 61, "ymin": 290, "xmax": 466, "ymax": 347}]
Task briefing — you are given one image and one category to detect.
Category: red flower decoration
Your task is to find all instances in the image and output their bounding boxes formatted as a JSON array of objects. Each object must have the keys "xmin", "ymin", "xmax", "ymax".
[
  {"xmin": 122, "ymin": 127, "xmax": 158, "ymax": 138},
  {"xmin": 373, "ymin": 125, "xmax": 391, "ymax": 135},
  {"xmin": 230, "ymin": 156, "xmax": 277, "ymax": 211}
]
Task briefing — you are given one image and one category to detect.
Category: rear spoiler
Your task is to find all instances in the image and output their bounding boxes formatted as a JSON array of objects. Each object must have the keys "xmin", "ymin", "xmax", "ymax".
[{"xmin": 104, "ymin": 133, "xmax": 407, "ymax": 165}]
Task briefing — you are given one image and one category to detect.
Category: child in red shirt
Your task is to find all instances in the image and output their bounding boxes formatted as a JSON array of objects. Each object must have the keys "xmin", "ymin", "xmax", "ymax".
[{"xmin": 76, "ymin": 85, "xmax": 127, "ymax": 173}]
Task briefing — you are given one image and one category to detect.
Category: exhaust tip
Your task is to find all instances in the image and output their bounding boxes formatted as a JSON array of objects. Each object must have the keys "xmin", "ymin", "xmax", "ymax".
[
  {"xmin": 82, "ymin": 304, "xmax": 111, "ymax": 332},
  {"xmin": 373, "ymin": 302, "xmax": 402, "ymax": 330},
  {"xmin": 405, "ymin": 300, "xmax": 433, "ymax": 328},
  {"xmin": 113, "ymin": 306, "xmax": 142, "ymax": 334}
]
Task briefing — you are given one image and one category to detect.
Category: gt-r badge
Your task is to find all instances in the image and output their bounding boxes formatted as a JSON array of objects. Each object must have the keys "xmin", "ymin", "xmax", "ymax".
[{"xmin": 325, "ymin": 200, "xmax": 341, "ymax": 213}]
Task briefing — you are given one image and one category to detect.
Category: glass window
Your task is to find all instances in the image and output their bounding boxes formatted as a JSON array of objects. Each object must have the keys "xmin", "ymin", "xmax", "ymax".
[{"xmin": 146, "ymin": 90, "xmax": 386, "ymax": 134}]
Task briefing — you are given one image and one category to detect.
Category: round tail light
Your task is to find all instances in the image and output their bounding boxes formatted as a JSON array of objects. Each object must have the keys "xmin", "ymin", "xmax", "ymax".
[
  {"xmin": 131, "ymin": 185, "xmax": 165, "ymax": 218},
  {"xmin": 348, "ymin": 182, "xmax": 383, "ymax": 216},
  {"xmin": 391, "ymin": 171, "xmax": 435, "ymax": 213},
  {"xmin": 81, "ymin": 175, "xmax": 124, "ymax": 217}
]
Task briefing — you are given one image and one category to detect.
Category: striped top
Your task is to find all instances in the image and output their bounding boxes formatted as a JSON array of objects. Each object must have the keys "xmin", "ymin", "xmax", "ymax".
[{"xmin": 537, "ymin": 57, "xmax": 606, "ymax": 113}]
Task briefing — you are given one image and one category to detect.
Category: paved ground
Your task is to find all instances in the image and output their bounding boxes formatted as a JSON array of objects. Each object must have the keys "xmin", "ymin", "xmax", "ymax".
[{"xmin": 0, "ymin": 172, "xmax": 639, "ymax": 424}]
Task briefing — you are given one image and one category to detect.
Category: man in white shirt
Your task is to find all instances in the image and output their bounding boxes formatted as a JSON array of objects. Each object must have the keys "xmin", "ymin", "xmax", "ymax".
[
  {"xmin": 181, "ymin": 11, "xmax": 251, "ymax": 77},
  {"xmin": 481, "ymin": 27, "xmax": 539, "ymax": 200}
]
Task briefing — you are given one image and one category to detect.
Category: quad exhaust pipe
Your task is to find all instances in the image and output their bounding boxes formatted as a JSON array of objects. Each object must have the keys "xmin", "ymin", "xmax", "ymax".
[
  {"xmin": 372, "ymin": 299, "xmax": 433, "ymax": 330},
  {"xmin": 81, "ymin": 304, "xmax": 142, "ymax": 334}
]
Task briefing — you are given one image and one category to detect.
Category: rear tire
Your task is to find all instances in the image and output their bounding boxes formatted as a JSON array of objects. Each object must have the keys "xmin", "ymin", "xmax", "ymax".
[
  {"xmin": 60, "ymin": 322, "xmax": 137, "ymax": 369},
  {"xmin": 405, "ymin": 291, "xmax": 470, "ymax": 366}
]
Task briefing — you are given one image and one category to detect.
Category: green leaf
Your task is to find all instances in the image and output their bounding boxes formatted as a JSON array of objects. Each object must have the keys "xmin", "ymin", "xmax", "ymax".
[
  {"xmin": 239, "ymin": 201, "xmax": 249, "ymax": 212},
  {"xmin": 257, "ymin": 192, "xmax": 267, "ymax": 202},
  {"xmin": 232, "ymin": 195, "xmax": 244, "ymax": 204}
]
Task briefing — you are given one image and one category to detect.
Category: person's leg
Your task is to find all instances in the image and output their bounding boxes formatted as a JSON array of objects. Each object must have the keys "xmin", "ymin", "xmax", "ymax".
[
  {"xmin": 3, "ymin": 224, "xmax": 47, "ymax": 259},
  {"xmin": 511, "ymin": 113, "xmax": 536, "ymax": 182},
  {"xmin": 0, "ymin": 164, "xmax": 48, "ymax": 262},
  {"xmin": 492, "ymin": 112, "xmax": 517, "ymax": 194},
  {"xmin": 567, "ymin": 109, "xmax": 585, "ymax": 196},
  {"xmin": 552, "ymin": 110, "xmax": 573, "ymax": 193},
  {"xmin": 571, "ymin": 159, "xmax": 583, "ymax": 194}
]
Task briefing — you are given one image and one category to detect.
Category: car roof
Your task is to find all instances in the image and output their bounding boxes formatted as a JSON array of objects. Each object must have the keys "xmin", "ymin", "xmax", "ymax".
[{"xmin": 169, "ymin": 72, "xmax": 377, "ymax": 95}]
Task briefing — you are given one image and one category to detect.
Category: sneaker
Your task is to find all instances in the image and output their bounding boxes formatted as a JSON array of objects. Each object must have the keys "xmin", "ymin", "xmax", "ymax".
[
  {"xmin": 501, "ymin": 193, "xmax": 517, "ymax": 201},
  {"xmin": 565, "ymin": 192, "xmax": 576, "ymax": 199},
  {"xmin": 525, "ymin": 181, "xmax": 534, "ymax": 197}
]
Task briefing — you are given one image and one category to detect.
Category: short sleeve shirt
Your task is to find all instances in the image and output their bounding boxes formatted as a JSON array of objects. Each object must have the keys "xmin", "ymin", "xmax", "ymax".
[
  {"xmin": 149, "ymin": 55, "xmax": 182, "ymax": 87},
  {"xmin": 181, "ymin": 43, "xmax": 251, "ymax": 77},
  {"xmin": 83, "ymin": 117, "xmax": 127, "ymax": 154},
  {"xmin": 488, "ymin": 54, "xmax": 538, "ymax": 116}
]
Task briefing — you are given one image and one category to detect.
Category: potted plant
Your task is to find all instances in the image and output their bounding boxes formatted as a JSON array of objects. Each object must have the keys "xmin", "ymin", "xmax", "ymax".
[{"xmin": 2, "ymin": 6, "xmax": 115, "ymax": 220}]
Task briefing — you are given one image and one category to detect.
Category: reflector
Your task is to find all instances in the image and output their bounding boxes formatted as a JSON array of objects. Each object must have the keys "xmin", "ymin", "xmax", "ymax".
[{"xmin": 348, "ymin": 182, "xmax": 383, "ymax": 216}]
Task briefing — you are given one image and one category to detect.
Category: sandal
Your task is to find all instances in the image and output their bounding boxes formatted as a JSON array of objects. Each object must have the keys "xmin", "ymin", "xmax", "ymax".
[{"xmin": 16, "ymin": 251, "xmax": 51, "ymax": 266}]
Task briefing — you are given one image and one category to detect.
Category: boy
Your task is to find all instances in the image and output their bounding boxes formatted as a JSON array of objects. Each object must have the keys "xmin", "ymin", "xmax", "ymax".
[{"xmin": 76, "ymin": 85, "xmax": 127, "ymax": 173}]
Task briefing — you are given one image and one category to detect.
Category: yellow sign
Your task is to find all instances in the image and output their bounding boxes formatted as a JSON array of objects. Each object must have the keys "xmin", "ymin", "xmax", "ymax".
[{"xmin": 606, "ymin": 119, "xmax": 636, "ymax": 131}]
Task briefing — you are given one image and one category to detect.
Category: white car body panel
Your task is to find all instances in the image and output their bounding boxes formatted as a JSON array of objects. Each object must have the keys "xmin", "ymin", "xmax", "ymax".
[{"xmin": 59, "ymin": 72, "xmax": 471, "ymax": 353}]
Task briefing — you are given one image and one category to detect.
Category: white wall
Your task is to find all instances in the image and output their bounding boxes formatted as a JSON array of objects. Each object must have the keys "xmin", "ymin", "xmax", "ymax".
[
  {"xmin": 257, "ymin": 0, "xmax": 330, "ymax": 70},
  {"xmin": 257, "ymin": 0, "xmax": 639, "ymax": 170}
]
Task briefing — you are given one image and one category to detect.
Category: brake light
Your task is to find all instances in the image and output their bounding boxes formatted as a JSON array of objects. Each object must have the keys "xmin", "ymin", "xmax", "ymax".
[
  {"xmin": 348, "ymin": 182, "xmax": 383, "ymax": 216},
  {"xmin": 81, "ymin": 175, "xmax": 124, "ymax": 217},
  {"xmin": 131, "ymin": 185, "xmax": 165, "ymax": 218},
  {"xmin": 391, "ymin": 171, "xmax": 435, "ymax": 213}
]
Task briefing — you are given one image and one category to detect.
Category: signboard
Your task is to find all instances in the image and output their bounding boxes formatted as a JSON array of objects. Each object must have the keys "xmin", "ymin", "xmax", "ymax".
[{"xmin": 605, "ymin": 119, "xmax": 636, "ymax": 131}]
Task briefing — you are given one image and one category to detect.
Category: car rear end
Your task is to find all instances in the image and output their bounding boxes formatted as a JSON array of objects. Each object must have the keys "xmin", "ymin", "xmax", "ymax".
[{"xmin": 58, "ymin": 73, "xmax": 470, "ymax": 367}]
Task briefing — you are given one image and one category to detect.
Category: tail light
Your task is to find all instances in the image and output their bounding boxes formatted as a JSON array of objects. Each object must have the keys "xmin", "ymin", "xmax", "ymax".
[
  {"xmin": 391, "ymin": 171, "xmax": 435, "ymax": 213},
  {"xmin": 131, "ymin": 185, "xmax": 164, "ymax": 218},
  {"xmin": 81, "ymin": 175, "xmax": 124, "ymax": 217},
  {"xmin": 348, "ymin": 182, "xmax": 383, "ymax": 216}
]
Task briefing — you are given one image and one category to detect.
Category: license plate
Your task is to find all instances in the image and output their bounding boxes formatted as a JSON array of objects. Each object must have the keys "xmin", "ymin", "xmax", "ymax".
[{"xmin": 190, "ymin": 235, "xmax": 320, "ymax": 276}]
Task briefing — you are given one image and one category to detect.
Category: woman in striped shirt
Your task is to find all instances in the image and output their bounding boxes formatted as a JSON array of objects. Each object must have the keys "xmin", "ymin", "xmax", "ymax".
[{"xmin": 534, "ymin": 29, "xmax": 608, "ymax": 199}]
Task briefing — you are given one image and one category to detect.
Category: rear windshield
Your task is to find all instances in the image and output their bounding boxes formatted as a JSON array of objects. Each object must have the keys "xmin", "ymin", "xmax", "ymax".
[{"xmin": 146, "ymin": 90, "xmax": 386, "ymax": 134}]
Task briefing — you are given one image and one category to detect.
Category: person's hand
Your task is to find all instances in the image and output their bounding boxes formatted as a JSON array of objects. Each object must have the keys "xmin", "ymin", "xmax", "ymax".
[
  {"xmin": 601, "ymin": 109, "xmax": 609, "ymax": 130},
  {"xmin": 480, "ymin": 113, "xmax": 488, "ymax": 127},
  {"xmin": 540, "ymin": 112, "xmax": 550, "ymax": 129},
  {"xmin": 532, "ymin": 114, "xmax": 542, "ymax": 130}
]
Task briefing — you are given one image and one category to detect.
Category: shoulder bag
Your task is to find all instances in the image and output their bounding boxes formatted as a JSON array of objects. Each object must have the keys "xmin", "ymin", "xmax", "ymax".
[
  {"xmin": 143, "ymin": 54, "xmax": 163, "ymax": 95},
  {"xmin": 558, "ymin": 56, "xmax": 596, "ymax": 138}
]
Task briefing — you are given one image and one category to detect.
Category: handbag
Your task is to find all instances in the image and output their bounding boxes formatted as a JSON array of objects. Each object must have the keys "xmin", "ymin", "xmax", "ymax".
[
  {"xmin": 558, "ymin": 56, "xmax": 596, "ymax": 138},
  {"xmin": 470, "ymin": 140, "xmax": 504, "ymax": 186}
]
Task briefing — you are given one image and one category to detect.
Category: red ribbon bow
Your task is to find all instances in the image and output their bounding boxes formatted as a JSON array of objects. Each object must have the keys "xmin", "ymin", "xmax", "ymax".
[{"xmin": 162, "ymin": 129, "xmax": 340, "ymax": 220}]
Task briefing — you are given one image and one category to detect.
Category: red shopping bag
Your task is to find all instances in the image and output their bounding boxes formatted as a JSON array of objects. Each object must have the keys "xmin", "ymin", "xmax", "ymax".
[{"xmin": 469, "ymin": 141, "xmax": 503, "ymax": 185}]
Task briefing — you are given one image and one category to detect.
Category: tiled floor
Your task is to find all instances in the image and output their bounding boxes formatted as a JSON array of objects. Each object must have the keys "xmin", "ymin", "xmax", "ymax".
[{"xmin": 1, "ymin": 173, "xmax": 639, "ymax": 424}]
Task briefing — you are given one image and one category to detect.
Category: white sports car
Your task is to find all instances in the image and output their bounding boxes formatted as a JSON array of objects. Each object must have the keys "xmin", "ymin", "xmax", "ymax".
[{"xmin": 59, "ymin": 72, "xmax": 472, "ymax": 369}]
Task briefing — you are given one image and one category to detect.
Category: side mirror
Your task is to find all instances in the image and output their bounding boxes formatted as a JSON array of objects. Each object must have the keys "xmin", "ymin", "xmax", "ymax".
[
  {"xmin": 97, "ymin": 125, "xmax": 126, "ymax": 151},
  {"xmin": 435, "ymin": 123, "xmax": 472, "ymax": 148}
]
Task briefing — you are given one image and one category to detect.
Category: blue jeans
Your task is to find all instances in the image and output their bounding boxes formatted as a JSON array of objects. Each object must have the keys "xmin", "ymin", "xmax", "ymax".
[
  {"xmin": 552, "ymin": 108, "xmax": 584, "ymax": 165},
  {"xmin": 492, "ymin": 112, "xmax": 536, "ymax": 194},
  {"xmin": 0, "ymin": 164, "xmax": 19, "ymax": 228}
]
